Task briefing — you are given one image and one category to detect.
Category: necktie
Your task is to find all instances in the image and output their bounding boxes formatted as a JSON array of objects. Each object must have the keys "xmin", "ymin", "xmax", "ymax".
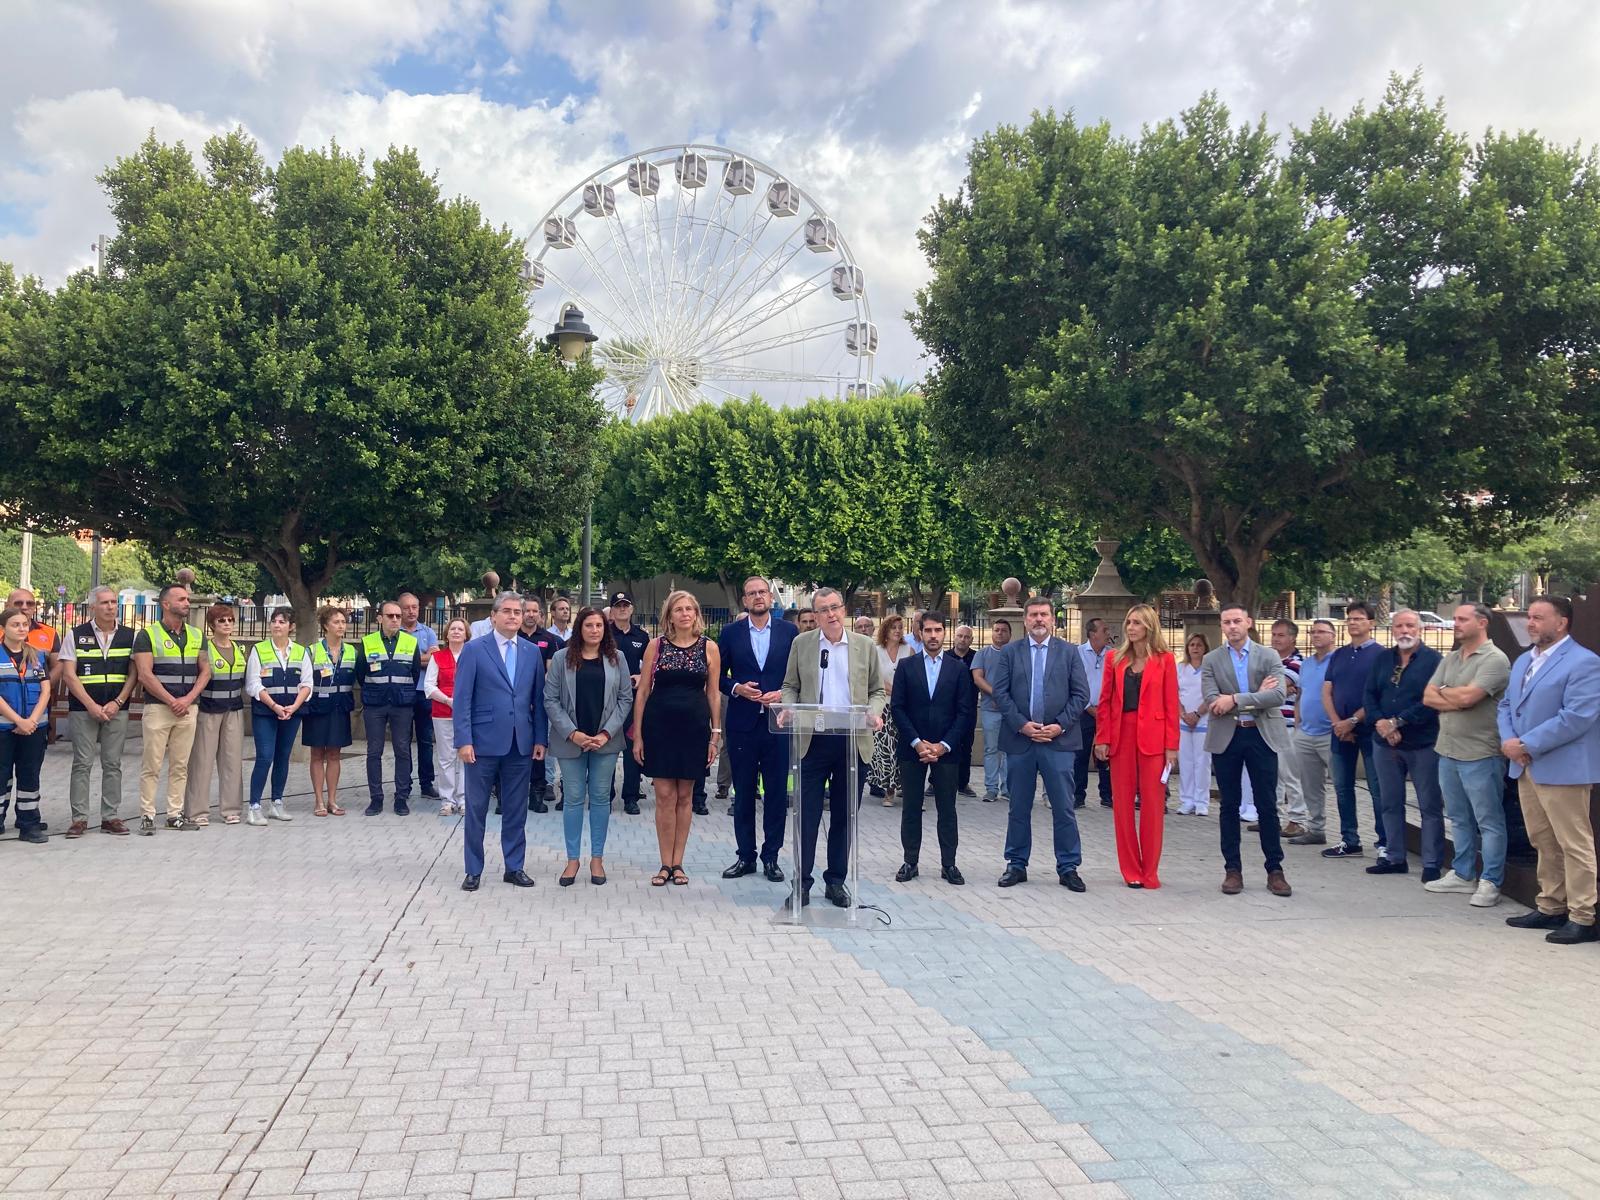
[
  {"xmin": 504, "ymin": 639, "xmax": 516, "ymax": 686},
  {"xmin": 1031, "ymin": 642, "xmax": 1045, "ymax": 723}
]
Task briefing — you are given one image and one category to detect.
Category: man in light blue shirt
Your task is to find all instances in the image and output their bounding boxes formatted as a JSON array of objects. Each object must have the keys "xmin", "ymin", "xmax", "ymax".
[
  {"xmin": 1074, "ymin": 618, "xmax": 1114, "ymax": 808},
  {"xmin": 970, "ymin": 620, "xmax": 1013, "ymax": 802},
  {"xmin": 1287, "ymin": 619, "xmax": 1337, "ymax": 845},
  {"xmin": 400, "ymin": 592, "xmax": 441, "ymax": 800}
]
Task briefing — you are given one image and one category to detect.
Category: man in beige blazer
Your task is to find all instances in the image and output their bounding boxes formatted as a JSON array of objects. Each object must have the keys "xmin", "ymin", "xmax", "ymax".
[{"xmin": 780, "ymin": 587, "xmax": 887, "ymax": 906}]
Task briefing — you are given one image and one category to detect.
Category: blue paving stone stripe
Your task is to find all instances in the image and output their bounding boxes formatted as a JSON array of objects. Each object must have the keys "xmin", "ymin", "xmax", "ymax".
[{"xmin": 512, "ymin": 809, "xmax": 1559, "ymax": 1200}]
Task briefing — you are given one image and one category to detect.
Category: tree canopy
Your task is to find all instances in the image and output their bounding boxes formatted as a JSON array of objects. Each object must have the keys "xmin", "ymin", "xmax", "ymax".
[
  {"xmin": 913, "ymin": 74, "xmax": 1600, "ymax": 612},
  {"xmin": 0, "ymin": 132, "xmax": 603, "ymax": 634}
]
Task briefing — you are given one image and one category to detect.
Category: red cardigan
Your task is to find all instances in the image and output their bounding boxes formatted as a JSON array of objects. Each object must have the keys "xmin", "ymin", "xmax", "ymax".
[{"xmin": 1094, "ymin": 650, "xmax": 1181, "ymax": 757}]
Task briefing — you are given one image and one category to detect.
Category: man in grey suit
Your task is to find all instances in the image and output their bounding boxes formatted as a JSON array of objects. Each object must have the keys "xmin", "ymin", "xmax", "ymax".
[
  {"xmin": 1202, "ymin": 604, "xmax": 1293, "ymax": 897},
  {"xmin": 989, "ymin": 596, "xmax": 1091, "ymax": 891}
]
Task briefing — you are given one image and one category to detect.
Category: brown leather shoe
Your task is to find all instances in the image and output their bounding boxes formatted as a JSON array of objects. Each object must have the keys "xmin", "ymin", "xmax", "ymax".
[
  {"xmin": 65, "ymin": 819, "xmax": 90, "ymax": 839},
  {"xmin": 100, "ymin": 818, "xmax": 131, "ymax": 836},
  {"xmin": 1267, "ymin": 870, "xmax": 1292, "ymax": 897},
  {"xmin": 1281, "ymin": 821, "xmax": 1307, "ymax": 837},
  {"xmin": 1221, "ymin": 870, "xmax": 1244, "ymax": 895}
]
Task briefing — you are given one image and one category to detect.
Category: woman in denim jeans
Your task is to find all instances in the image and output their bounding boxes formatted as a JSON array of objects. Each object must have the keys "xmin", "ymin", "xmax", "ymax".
[{"xmin": 544, "ymin": 608, "xmax": 634, "ymax": 886}]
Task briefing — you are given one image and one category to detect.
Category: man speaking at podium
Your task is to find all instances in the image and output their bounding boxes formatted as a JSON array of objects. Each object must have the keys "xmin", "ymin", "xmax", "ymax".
[{"xmin": 780, "ymin": 587, "xmax": 887, "ymax": 907}]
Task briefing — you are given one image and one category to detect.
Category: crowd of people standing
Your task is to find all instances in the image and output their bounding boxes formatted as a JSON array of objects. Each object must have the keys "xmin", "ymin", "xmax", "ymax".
[{"xmin": 4, "ymin": 577, "xmax": 1597, "ymax": 947}]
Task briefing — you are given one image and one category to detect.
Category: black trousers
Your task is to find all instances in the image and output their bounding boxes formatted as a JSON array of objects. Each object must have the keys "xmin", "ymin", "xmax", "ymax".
[
  {"xmin": 730, "ymin": 723, "xmax": 787, "ymax": 863},
  {"xmin": 1213, "ymin": 726, "xmax": 1284, "ymax": 873},
  {"xmin": 411, "ymin": 693, "xmax": 435, "ymax": 791},
  {"xmin": 901, "ymin": 755, "xmax": 959, "ymax": 869},
  {"xmin": 799, "ymin": 736, "xmax": 863, "ymax": 889},
  {"xmin": 956, "ymin": 727, "xmax": 974, "ymax": 790},
  {"xmin": 1074, "ymin": 709, "xmax": 1112, "ymax": 804}
]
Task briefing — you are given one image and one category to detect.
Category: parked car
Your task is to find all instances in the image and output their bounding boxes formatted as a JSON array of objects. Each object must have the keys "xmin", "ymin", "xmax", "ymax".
[{"xmin": 1415, "ymin": 610, "xmax": 1451, "ymax": 631}]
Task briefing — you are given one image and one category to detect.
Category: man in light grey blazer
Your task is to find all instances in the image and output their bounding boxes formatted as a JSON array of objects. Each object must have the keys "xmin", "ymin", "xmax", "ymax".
[{"xmin": 1202, "ymin": 604, "xmax": 1292, "ymax": 897}]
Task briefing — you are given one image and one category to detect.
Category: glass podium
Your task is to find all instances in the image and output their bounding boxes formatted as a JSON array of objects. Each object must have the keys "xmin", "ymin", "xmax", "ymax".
[{"xmin": 769, "ymin": 703, "xmax": 876, "ymax": 928}]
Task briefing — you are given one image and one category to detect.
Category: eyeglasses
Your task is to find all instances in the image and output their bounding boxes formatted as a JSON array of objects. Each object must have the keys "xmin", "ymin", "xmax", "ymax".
[{"xmin": 816, "ymin": 602, "xmax": 845, "ymax": 614}]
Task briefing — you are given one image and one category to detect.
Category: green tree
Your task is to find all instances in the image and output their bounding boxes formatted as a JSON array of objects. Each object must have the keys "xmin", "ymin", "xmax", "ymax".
[
  {"xmin": 0, "ymin": 132, "xmax": 602, "ymax": 637},
  {"xmin": 0, "ymin": 531, "xmax": 90, "ymax": 603},
  {"xmin": 137, "ymin": 543, "xmax": 271, "ymax": 602},
  {"xmin": 98, "ymin": 541, "xmax": 151, "ymax": 591},
  {"xmin": 914, "ymin": 81, "xmax": 1600, "ymax": 612}
]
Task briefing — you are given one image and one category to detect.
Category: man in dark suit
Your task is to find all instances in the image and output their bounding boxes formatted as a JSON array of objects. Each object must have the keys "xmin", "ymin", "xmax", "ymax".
[
  {"xmin": 453, "ymin": 592, "xmax": 548, "ymax": 892},
  {"xmin": 719, "ymin": 575, "xmax": 799, "ymax": 882},
  {"xmin": 892, "ymin": 612, "xmax": 976, "ymax": 884},
  {"xmin": 989, "ymin": 597, "xmax": 1091, "ymax": 891}
]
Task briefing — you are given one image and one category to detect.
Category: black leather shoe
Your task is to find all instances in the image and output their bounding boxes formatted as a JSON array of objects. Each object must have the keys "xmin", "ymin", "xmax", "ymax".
[
  {"xmin": 998, "ymin": 866, "xmax": 1027, "ymax": 887},
  {"xmin": 762, "ymin": 860, "xmax": 785, "ymax": 882},
  {"xmin": 941, "ymin": 865, "xmax": 965, "ymax": 886},
  {"xmin": 722, "ymin": 858, "xmax": 757, "ymax": 879},
  {"xmin": 692, "ymin": 801, "xmax": 710, "ymax": 816},
  {"xmin": 364, "ymin": 800, "xmax": 383, "ymax": 816},
  {"xmin": 1059, "ymin": 869, "xmax": 1087, "ymax": 893},
  {"xmin": 421, "ymin": 787, "xmax": 441, "ymax": 800},
  {"xmin": 1546, "ymin": 920, "xmax": 1600, "ymax": 945},
  {"xmin": 895, "ymin": 863, "xmax": 918, "ymax": 882},
  {"xmin": 554, "ymin": 798, "xmax": 565, "ymax": 811},
  {"xmin": 19, "ymin": 827, "xmax": 48, "ymax": 844},
  {"xmin": 461, "ymin": 874, "xmax": 480, "ymax": 891},
  {"xmin": 1365, "ymin": 858, "xmax": 1408, "ymax": 875},
  {"xmin": 503, "ymin": 870, "xmax": 536, "ymax": 887},
  {"xmin": 1507, "ymin": 909, "xmax": 1568, "ymax": 929},
  {"xmin": 825, "ymin": 883, "xmax": 850, "ymax": 907},
  {"xmin": 791, "ymin": 885, "xmax": 811, "ymax": 907},
  {"xmin": 624, "ymin": 800, "xmax": 641, "ymax": 815},
  {"xmin": 393, "ymin": 799, "xmax": 410, "ymax": 816},
  {"xmin": 530, "ymin": 799, "xmax": 548, "ymax": 813}
]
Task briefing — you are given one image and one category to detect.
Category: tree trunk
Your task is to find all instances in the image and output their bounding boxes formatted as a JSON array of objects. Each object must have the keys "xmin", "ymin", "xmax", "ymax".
[
  {"xmin": 1185, "ymin": 539, "xmax": 1265, "ymax": 617},
  {"xmin": 283, "ymin": 575, "xmax": 322, "ymax": 644}
]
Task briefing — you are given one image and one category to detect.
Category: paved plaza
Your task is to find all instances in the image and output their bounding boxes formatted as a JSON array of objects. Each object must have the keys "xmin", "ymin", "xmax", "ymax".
[{"xmin": 2, "ymin": 738, "xmax": 1597, "ymax": 1200}]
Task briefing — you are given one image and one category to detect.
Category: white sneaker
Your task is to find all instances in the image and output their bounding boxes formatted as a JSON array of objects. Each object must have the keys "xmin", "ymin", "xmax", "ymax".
[
  {"xmin": 1240, "ymin": 807, "xmax": 1259, "ymax": 822},
  {"xmin": 1423, "ymin": 870, "xmax": 1478, "ymax": 894},
  {"xmin": 1178, "ymin": 803, "xmax": 1195, "ymax": 815},
  {"xmin": 1470, "ymin": 880, "xmax": 1503, "ymax": 907},
  {"xmin": 245, "ymin": 807, "xmax": 268, "ymax": 827},
  {"xmin": 268, "ymin": 802, "xmax": 293, "ymax": 821}
]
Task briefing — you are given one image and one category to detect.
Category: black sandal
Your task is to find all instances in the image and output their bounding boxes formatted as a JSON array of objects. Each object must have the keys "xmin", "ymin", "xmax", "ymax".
[
  {"xmin": 669, "ymin": 865, "xmax": 689, "ymax": 886},
  {"xmin": 651, "ymin": 865, "xmax": 671, "ymax": 887}
]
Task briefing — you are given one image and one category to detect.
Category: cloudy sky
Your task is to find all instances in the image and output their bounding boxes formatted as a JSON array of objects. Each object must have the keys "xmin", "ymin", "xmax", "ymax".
[{"xmin": 4, "ymin": 0, "xmax": 1598, "ymax": 382}]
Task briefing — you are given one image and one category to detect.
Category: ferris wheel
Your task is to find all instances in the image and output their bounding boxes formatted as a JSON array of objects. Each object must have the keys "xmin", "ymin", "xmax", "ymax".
[{"xmin": 524, "ymin": 144, "xmax": 877, "ymax": 421}]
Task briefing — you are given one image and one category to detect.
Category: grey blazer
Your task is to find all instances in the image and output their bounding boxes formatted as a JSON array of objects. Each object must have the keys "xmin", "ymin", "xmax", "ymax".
[
  {"xmin": 543, "ymin": 647, "xmax": 634, "ymax": 758},
  {"xmin": 1200, "ymin": 640, "xmax": 1289, "ymax": 753}
]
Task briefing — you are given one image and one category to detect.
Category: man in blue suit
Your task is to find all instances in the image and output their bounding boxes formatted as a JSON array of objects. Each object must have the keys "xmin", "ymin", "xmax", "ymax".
[
  {"xmin": 1497, "ymin": 595, "xmax": 1600, "ymax": 944},
  {"xmin": 719, "ymin": 576, "xmax": 798, "ymax": 882},
  {"xmin": 453, "ymin": 592, "xmax": 548, "ymax": 892},
  {"xmin": 891, "ymin": 611, "xmax": 976, "ymax": 885},
  {"xmin": 989, "ymin": 596, "xmax": 1091, "ymax": 891}
]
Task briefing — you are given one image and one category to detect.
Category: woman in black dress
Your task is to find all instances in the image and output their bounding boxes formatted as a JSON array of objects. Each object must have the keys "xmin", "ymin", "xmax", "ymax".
[{"xmin": 632, "ymin": 590, "xmax": 721, "ymax": 886}]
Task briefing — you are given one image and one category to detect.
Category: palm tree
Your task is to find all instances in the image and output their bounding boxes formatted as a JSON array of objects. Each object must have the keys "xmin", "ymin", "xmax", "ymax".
[{"xmin": 875, "ymin": 376, "xmax": 922, "ymax": 399}]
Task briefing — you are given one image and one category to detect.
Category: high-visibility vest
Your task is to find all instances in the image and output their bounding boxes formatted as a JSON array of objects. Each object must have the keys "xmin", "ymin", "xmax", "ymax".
[
  {"xmin": 199, "ymin": 642, "xmax": 247, "ymax": 713},
  {"xmin": 0, "ymin": 645, "xmax": 49, "ymax": 731},
  {"xmin": 360, "ymin": 630, "xmax": 418, "ymax": 707},
  {"xmin": 142, "ymin": 621, "xmax": 205, "ymax": 699},
  {"xmin": 308, "ymin": 639, "xmax": 357, "ymax": 714},
  {"xmin": 252, "ymin": 639, "xmax": 308, "ymax": 711},
  {"xmin": 68, "ymin": 621, "xmax": 135, "ymax": 710}
]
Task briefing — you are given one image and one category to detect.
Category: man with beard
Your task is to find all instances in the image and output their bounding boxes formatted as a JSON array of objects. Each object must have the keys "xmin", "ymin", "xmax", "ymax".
[
  {"xmin": 719, "ymin": 576, "xmax": 797, "ymax": 882},
  {"xmin": 1363, "ymin": 609, "xmax": 1445, "ymax": 882}
]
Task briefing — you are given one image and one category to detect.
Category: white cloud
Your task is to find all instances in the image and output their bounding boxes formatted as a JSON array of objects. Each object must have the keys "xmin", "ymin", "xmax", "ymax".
[{"xmin": 5, "ymin": 0, "xmax": 1600, "ymax": 385}]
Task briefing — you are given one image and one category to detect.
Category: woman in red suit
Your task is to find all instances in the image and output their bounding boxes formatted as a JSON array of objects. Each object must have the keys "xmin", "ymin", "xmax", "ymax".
[{"xmin": 1094, "ymin": 604, "xmax": 1180, "ymax": 889}]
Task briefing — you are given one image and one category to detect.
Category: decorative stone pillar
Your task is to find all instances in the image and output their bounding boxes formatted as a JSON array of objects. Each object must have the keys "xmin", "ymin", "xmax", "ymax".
[
  {"xmin": 1181, "ymin": 578, "xmax": 1223, "ymax": 654},
  {"xmin": 1068, "ymin": 538, "xmax": 1137, "ymax": 644}
]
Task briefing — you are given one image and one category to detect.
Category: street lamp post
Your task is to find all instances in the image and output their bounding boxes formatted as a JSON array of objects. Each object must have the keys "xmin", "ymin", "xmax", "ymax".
[{"xmin": 546, "ymin": 304, "xmax": 599, "ymax": 604}]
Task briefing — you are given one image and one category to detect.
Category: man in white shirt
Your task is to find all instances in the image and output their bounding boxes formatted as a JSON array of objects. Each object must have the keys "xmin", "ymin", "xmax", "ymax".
[
  {"xmin": 779, "ymin": 587, "xmax": 887, "ymax": 906},
  {"xmin": 1075, "ymin": 618, "xmax": 1114, "ymax": 808}
]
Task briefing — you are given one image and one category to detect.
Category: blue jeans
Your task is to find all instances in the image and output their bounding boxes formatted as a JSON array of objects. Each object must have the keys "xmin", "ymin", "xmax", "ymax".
[
  {"xmin": 250, "ymin": 707, "xmax": 302, "ymax": 805},
  {"xmin": 980, "ymin": 710, "xmax": 1006, "ymax": 797},
  {"xmin": 1438, "ymin": 755, "xmax": 1509, "ymax": 885},
  {"xmin": 1004, "ymin": 744, "xmax": 1081, "ymax": 872},
  {"xmin": 1329, "ymin": 732, "xmax": 1384, "ymax": 850},
  {"xmin": 559, "ymin": 750, "xmax": 619, "ymax": 859},
  {"xmin": 1372, "ymin": 742, "xmax": 1445, "ymax": 868}
]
